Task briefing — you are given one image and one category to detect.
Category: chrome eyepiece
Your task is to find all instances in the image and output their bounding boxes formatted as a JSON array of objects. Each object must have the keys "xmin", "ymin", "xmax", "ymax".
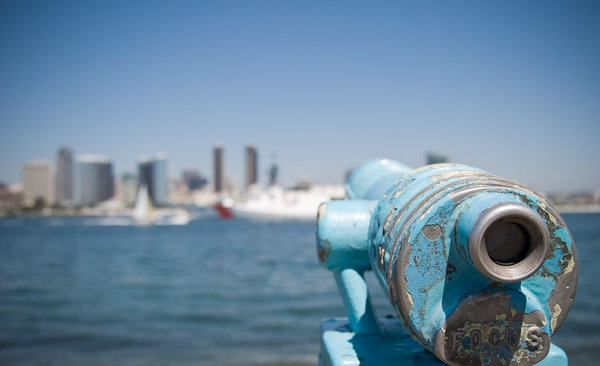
[{"xmin": 468, "ymin": 202, "xmax": 550, "ymax": 282}]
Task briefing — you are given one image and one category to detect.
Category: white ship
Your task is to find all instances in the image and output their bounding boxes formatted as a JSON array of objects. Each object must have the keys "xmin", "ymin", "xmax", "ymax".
[
  {"xmin": 231, "ymin": 159, "xmax": 345, "ymax": 221},
  {"xmin": 231, "ymin": 184, "xmax": 336, "ymax": 221},
  {"xmin": 231, "ymin": 185, "xmax": 332, "ymax": 221}
]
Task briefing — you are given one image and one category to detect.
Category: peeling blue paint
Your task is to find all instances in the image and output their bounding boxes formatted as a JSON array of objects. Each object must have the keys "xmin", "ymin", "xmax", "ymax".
[{"xmin": 316, "ymin": 159, "xmax": 577, "ymax": 366}]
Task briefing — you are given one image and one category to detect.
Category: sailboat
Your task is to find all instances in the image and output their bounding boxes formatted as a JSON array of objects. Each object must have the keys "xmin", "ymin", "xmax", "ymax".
[
  {"xmin": 132, "ymin": 184, "xmax": 154, "ymax": 225},
  {"xmin": 132, "ymin": 184, "xmax": 191, "ymax": 226}
]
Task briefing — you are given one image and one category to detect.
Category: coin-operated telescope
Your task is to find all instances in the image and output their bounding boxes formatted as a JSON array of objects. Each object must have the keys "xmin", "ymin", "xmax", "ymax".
[{"xmin": 316, "ymin": 159, "xmax": 577, "ymax": 366}]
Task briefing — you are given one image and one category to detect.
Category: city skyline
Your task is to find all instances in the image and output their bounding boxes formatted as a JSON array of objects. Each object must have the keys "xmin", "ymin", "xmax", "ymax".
[
  {"xmin": 14, "ymin": 143, "xmax": 260, "ymax": 190},
  {"xmin": 1, "ymin": 1, "xmax": 599, "ymax": 193}
]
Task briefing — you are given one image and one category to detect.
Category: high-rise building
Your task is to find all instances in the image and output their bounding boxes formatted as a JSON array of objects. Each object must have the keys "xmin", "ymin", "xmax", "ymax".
[
  {"xmin": 56, "ymin": 146, "xmax": 74, "ymax": 206},
  {"xmin": 153, "ymin": 153, "xmax": 168, "ymax": 206},
  {"xmin": 427, "ymin": 152, "xmax": 451, "ymax": 165},
  {"xmin": 214, "ymin": 144, "xmax": 223, "ymax": 193},
  {"xmin": 183, "ymin": 170, "xmax": 207, "ymax": 191},
  {"xmin": 137, "ymin": 153, "xmax": 168, "ymax": 205},
  {"xmin": 138, "ymin": 156, "xmax": 154, "ymax": 201},
  {"xmin": 23, "ymin": 161, "xmax": 54, "ymax": 206},
  {"xmin": 121, "ymin": 173, "xmax": 137, "ymax": 206},
  {"xmin": 75, "ymin": 155, "xmax": 114, "ymax": 206},
  {"xmin": 0, "ymin": 183, "xmax": 23, "ymax": 209},
  {"xmin": 246, "ymin": 144, "xmax": 258, "ymax": 188}
]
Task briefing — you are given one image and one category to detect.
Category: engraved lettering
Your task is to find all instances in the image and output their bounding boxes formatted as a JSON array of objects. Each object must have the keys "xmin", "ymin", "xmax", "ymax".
[
  {"xmin": 470, "ymin": 329, "xmax": 482, "ymax": 349},
  {"xmin": 507, "ymin": 327, "xmax": 520, "ymax": 349},
  {"xmin": 452, "ymin": 330, "xmax": 465, "ymax": 350},
  {"xmin": 454, "ymin": 325, "xmax": 540, "ymax": 351},
  {"xmin": 526, "ymin": 328, "xmax": 543, "ymax": 348},
  {"xmin": 489, "ymin": 329, "xmax": 501, "ymax": 348}
]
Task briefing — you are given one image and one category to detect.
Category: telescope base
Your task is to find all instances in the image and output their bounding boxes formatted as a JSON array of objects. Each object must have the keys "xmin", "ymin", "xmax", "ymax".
[{"xmin": 318, "ymin": 317, "xmax": 568, "ymax": 366}]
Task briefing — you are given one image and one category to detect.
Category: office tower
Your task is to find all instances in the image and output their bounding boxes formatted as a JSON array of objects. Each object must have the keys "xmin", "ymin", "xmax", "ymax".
[
  {"xmin": 75, "ymin": 155, "xmax": 114, "ymax": 206},
  {"xmin": 214, "ymin": 144, "xmax": 223, "ymax": 193},
  {"xmin": 427, "ymin": 152, "xmax": 450, "ymax": 165},
  {"xmin": 121, "ymin": 173, "xmax": 137, "ymax": 206},
  {"xmin": 56, "ymin": 146, "xmax": 74, "ymax": 206},
  {"xmin": 246, "ymin": 144, "xmax": 258, "ymax": 188},
  {"xmin": 138, "ymin": 157, "xmax": 154, "ymax": 202},
  {"xmin": 268, "ymin": 153, "xmax": 278, "ymax": 187},
  {"xmin": 137, "ymin": 153, "xmax": 168, "ymax": 205},
  {"xmin": 153, "ymin": 153, "xmax": 168, "ymax": 205},
  {"xmin": 0, "ymin": 183, "xmax": 23, "ymax": 209},
  {"xmin": 183, "ymin": 170, "xmax": 206, "ymax": 191},
  {"xmin": 23, "ymin": 161, "xmax": 54, "ymax": 206}
]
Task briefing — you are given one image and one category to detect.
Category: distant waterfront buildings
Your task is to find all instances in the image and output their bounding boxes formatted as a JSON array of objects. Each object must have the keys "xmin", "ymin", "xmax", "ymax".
[
  {"xmin": 137, "ymin": 153, "xmax": 168, "ymax": 205},
  {"xmin": 75, "ymin": 155, "xmax": 114, "ymax": 206},
  {"xmin": 0, "ymin": 183, "xmax": 23, "ymax": 209},
  {"xmin": 214, "ymin": 144, "xmax": 224, "ymax": 193},
  {"xmin": 56, "ymin": 146, "xmax": 74, "ymax": 206},
  {"xmin": 23, "ymin": 161, "xmax": 54, "ymax": 206},
  {"xmin": 246, "ymin": 144, "xmax": 258, "ymax": 189}
]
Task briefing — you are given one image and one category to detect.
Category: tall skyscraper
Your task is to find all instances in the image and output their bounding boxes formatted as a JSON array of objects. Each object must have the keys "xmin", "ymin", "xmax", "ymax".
[
  {"xmin": 138, "ymin": 156, "xmax": 154, "ymax": 201},
  {"xmin": 214, "ymin": 144, "xmax": 223, "ymax": 193},
  {"xmin": 75, "ymin": 155, "xmax": 114, "ymax": 206},
  {"xmin": 183, "ymin": 170, "xmax": 207, "ymax": 191},
  {"xmin": 23, "ymin": 161, "xmax": 54, "ymax": 206},
  {"xmin": 427, "ymin": 152, "xmax": 451, "ymax": 165},
  {"xmin": 137, "ymin": 153, "xmax": 168, "ymax": 205},
  {"xmin": 153, "ymin": 153, "xmax": 168, "ymax": 205},
  {"xmin": 121, "ymin": 173, "xmax": 137, "ymax": 206},
  {"xmin": 246, "ymin": 143, "xmax": 258, "ymax": 188},
  {"xmin": 56, "ymin": 146, "xmax": 74, "ymax": 206}
]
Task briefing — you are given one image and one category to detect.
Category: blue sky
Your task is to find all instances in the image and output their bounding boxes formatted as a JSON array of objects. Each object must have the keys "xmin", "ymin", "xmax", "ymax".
[{"xmin": 1, "ymin": 1, "xmax": 599, "ymax": 193}]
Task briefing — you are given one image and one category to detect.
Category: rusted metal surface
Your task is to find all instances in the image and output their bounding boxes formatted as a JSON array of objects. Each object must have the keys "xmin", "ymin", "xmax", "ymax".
[
  {"xmin": 316, "ymin": 159, "xmax": 577, "ymax": 366},
  {"xmin": 319, "ymin": 316, "xmax": 568, "ymax": 366}
]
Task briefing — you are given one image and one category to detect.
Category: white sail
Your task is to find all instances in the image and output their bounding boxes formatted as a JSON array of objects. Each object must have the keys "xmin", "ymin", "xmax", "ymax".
[
  {"xmin": 132, "ymin": 185, "xmax": 153, "ymax": 225},
  {"xmin": 132, "ymin": 184, "xmax": 190, "ymax": 225}
]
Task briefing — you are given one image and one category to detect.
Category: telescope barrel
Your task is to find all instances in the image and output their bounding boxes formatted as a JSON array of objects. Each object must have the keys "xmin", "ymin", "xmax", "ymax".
[{"xmin": 317, "ymin": 159, "xmax": 578, "ymax": 366}]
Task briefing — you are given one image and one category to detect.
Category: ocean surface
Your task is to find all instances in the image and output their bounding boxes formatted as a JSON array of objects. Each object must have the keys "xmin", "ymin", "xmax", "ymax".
[{"xmin": 0, "ymin": 213, "xmax": 598, "ymax": 366}]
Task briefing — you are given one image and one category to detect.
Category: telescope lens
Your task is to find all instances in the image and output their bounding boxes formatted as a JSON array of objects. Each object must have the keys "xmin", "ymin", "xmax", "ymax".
[{"xmin": 485, "ymin": 222, "xmax": 529, "ymax": 265}]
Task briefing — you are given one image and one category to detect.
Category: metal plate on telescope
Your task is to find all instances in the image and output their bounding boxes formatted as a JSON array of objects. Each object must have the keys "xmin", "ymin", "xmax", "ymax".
[{"xmin": 434, "ymin": 291, "xmax": 550, "ymax": 366}]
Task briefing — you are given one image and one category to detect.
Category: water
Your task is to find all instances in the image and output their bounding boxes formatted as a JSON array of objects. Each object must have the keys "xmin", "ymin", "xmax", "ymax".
[{"xmin": 0, "ymin": 214, "xmax": 598, "ymax": 366}]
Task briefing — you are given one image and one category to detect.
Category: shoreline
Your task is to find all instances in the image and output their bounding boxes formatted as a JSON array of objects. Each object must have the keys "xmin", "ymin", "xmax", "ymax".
[
  {"xmin": 1, "ymin": 205, "xmax": 600, "ymax": 218},
  {"xmin": 553, "ymin": 205, "xmax": 600, "ymax": 214}
]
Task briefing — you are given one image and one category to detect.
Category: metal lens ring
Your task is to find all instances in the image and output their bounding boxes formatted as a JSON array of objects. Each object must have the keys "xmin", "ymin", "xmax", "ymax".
[{"xmin": 468, "ymin": 202, "xmax": 550, "ymax": 283}]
